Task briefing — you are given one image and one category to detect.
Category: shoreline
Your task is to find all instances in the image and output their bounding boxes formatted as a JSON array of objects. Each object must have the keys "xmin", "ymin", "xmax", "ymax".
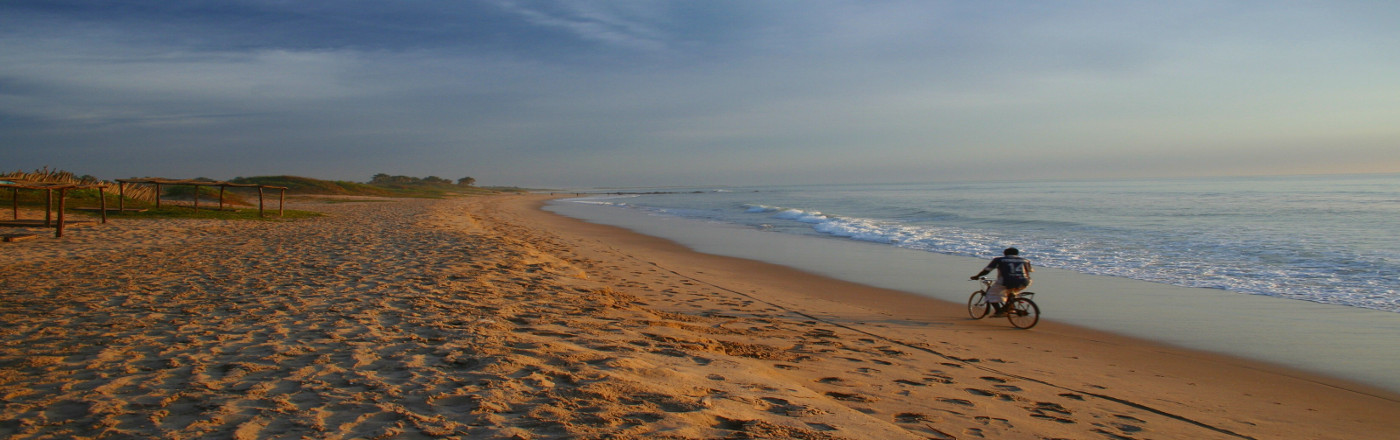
[
  {"xmin": 2, "ymin": 194, "xmax": 1396, "ymax": 439},
  {"xmin": 520, "ymin": 194, "xmax": 1400, "ymax": 437},
  {"xmin": 545, "ymin": 195, "xmax": 1400, "ymax": 394}
]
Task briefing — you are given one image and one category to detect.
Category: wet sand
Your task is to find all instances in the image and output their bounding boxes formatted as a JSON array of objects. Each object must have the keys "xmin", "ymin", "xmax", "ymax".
[
  {"xmin": 546, "ymin": 198, "xmax": 1400, "ymax": 393},
  {"xmin": 1, "ymin": 194, "xmax": 1396, "ymax": 439}
]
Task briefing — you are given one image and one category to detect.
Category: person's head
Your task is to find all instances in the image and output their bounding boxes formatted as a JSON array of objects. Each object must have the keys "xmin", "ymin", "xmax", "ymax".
[{"xmin": 1003, "ymin": 247, "xmax": 1019, "ymax": 256}]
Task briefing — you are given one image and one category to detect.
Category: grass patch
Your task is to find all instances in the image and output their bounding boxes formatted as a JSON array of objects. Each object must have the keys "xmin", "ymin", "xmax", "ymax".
[
  {"xmin": 3, "ymin": 192, "xmax": 321, "ymax": 221},
  {"xmin": 230, "ymin": 175, "xmax": 528, "ymax": 198},
  {"xmin": 105, "ymin": 206, "xmax": 323, "ymax": 220},
  {"xmin": 6, "ymin": 171, "xmax": 530, "ymax": 222}
]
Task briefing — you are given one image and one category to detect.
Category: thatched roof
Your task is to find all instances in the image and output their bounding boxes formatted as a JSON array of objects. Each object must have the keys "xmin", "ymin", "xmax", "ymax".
[{"xmin": 0, "ymin": 179, "xmax": 108, "ymax": 190}]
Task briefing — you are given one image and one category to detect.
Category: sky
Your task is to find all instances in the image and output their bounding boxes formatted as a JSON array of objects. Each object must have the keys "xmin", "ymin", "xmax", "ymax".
[{"xmin": 2, "ymin": 1, "xmax": 1398, "ymax": 188}]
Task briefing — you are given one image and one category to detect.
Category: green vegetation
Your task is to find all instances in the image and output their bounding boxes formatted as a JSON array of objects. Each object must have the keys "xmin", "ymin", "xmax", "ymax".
[
  {"xmin": 163, "ymin": 184, "xmax": 252, "ymax": 205},
  {"xmin": 4, "ymin": 169, "xmax": 527, "ymax": 221},
  {"xmin": 106, "ymin": 206, "xmax": 323, "ymax": 221},
  {"xmin": 232, "ymin": 174, "xmax": 526, "ymax": 198},
  {"xmin": 1, "ymin": 187, "xmax": 113, "ymax": 207},
  {"xmin": 228, "ymin": 175, "xmax": 390, "ymax": 196},
  {"xmin": 0, "ymin": 189, "xmax": 321, "ymax": 221}
]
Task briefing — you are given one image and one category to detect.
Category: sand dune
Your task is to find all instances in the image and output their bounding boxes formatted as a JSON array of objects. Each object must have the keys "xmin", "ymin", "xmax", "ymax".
[{"xmin": 1, "ymin": 195, "xmax": 1396, "ymax": 439}]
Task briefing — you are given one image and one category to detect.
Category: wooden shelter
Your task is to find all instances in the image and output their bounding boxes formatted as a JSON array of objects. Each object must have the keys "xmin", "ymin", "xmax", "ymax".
[
  {"xmin": 0, "ymin": 179, "xmax": 109, "ymax": 238},
  {"xmin": 114, "ymin": 178, "xmax": 289, "ymax": 217}
]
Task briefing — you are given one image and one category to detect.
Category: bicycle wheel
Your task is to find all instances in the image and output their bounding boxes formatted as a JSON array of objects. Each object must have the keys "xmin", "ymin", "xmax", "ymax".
[
  {"xmin": 967, "ymin": 290, "xmax": 990, "ymax": 319},
  {"xmin": 1006, "ymin": 297, "xmax": 1039, "ymax": 329}
]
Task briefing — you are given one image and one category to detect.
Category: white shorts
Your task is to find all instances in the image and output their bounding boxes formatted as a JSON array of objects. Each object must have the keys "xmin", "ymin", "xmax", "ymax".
[{"xmin": 987, "ymin": 279, "xmax": 1031, "ymax": 304}]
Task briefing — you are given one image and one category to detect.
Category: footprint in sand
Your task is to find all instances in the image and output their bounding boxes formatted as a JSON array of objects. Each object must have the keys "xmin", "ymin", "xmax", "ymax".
[
  {"xmin": 894, "ymin": 412, "xmax": 933, "ymax": 423},
  {"xmin": 966, "ymin": 388, "xmax": 1022, "ymax": 402},
  {"xmin": 1029, "ymin": 402, "xmax": 1075, "ymax": 424},
  {"xmin": 759, "ymin": 397, "xmax": 828, "ymax": 417},
  {"xmin": 974, "ymin": 416, "xmax": 1013, "ymax": 428},
  {"xmin": 824, "ymin": 391, "xmax": 874, "ymax": 403}
]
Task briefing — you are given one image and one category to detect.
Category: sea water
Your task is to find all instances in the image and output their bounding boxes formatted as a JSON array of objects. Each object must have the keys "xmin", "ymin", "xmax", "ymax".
[
  {"xmin": 546, "ymin": 173, "xmax": 1400, "ymax": 391},
  {"xmin": 556, "ymin": 173, "xmax": 1400, "ymax": 313}
]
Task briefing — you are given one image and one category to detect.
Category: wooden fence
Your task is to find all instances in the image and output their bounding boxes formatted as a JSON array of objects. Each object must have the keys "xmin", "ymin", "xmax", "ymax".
[
  {"xmin": 115, "ymin": 178, "xmax": 289, "ymax": 217},
  {"xmin": 0, "ymin": 180, "xmax": 110, "ymax": 238},
  {"xmin": 1, "ymin": 178, "xmax": 290, "ymax": 239}
]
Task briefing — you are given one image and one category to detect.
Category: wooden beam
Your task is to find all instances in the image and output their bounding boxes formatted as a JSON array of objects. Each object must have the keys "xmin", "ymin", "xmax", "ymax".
[
  {"xmin": 2, "ymin": 233, "xmax": 38, "ymax": 242},
  {"xmin": 56, "ymin": 188, "xmax": 66, "ymax": 238}
]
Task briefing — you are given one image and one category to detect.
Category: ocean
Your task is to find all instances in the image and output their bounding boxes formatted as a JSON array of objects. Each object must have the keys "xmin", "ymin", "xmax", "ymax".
[
  {"xmin": 545, "ymin": 173, "xmax": 1400, "ymax": 391},
  {"xmin": 554, "ymin": 173, "xmax": 1400, "ymax": 314}
]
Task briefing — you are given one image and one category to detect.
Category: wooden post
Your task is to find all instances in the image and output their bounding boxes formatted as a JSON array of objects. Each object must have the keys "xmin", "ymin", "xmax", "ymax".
[
  {"xmin": 118, "ymin": 181, "xmax": 126, "ymax": 213},
  {"xmin": 99, "ymin": 186, "xmax": 108, "ymax": 223},
  {"xmin": 279, "ymin": 188, "xmax": 285, "ymax": 217},
  {"xmin": 56, "ymin": 188, "xmax": 66, "ymax": 238},
  {"xmin": 45, "ymin": 189, "xmax": 52, "ymax": 227},
  {"xmin": 192, "ymin": 185, "xmax": 199, "ymax": 211},
  {"xmin": 258, "ymin": 187, "xmax": 265, "ymax": 218},
  {"xmin": 218, "ymin": 186, "xmax": 226, "ymax": 211},
  {"xmin": 10, "ymin": 188, "xmax": 16, "ymax": 220},
  {"xmin": 155, "ymin": 183, "xmax": 162, "ymax": 209}
]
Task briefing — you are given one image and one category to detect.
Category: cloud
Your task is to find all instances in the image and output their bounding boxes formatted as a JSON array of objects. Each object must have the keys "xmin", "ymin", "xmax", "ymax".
[
  {"xmin": 2, "ymin": 1, "xmax": 1398, "ymax": 186},
  {"xmin": 490, "ymin": 0, "xmax": 672, "ymax": 51}
]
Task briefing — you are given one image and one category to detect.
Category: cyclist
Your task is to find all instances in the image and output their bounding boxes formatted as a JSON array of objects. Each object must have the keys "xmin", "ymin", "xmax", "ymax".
[{"xmin": 970, "ymin": 247, "xmax": 1034, "ymax": 317}]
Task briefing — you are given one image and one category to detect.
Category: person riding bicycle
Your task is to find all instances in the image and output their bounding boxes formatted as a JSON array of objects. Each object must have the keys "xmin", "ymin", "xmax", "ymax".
[{"xmin": 970, "ymin": 247, "xmax": 1034, "ymax": 317}]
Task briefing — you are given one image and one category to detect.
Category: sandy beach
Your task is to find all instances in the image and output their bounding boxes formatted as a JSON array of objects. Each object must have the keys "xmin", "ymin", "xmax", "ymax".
[{"xmin": 2, "ymin": 194, "xmax": 1397, "ymax": 439}]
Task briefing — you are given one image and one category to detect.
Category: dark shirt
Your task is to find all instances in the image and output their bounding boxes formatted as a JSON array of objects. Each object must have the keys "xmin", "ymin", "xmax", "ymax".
[{"xmin": 984, "ymin": 255, "xmax": 1032, "ymax": 281}]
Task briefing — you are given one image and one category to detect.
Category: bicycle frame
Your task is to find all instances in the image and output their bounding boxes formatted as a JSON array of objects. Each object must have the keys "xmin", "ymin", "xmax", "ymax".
[
  {"xmin": 974, "ymin": 278, "xmax": 1035, "ymax": 301},
  {"xmin": 968, "ymin": 277, "xmax": 1040, "ymax": 329}
]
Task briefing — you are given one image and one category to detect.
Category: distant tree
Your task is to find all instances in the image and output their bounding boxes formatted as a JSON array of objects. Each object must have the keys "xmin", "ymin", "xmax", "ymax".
[
  {"xmin": 371, "ymin": 173, "xmax": 418, "ymax": 185},
  {"xmin": 423, "ymin": 176, "xmax": 452, "ymax": 185},
  {"xmin": 457, "ymin": 176, "xmax": 476, "ymax": 187}
]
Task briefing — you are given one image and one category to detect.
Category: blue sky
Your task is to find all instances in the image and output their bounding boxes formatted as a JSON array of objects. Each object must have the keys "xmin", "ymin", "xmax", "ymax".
[{"xmin": 3, "ymin": 1, "xmax": 1398, "ymax": 188}]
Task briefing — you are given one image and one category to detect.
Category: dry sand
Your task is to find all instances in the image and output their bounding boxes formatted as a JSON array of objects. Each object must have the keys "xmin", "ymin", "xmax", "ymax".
[{"xmin": 1, "ymin": 194, "xmax": 1397, "ymax": 439}]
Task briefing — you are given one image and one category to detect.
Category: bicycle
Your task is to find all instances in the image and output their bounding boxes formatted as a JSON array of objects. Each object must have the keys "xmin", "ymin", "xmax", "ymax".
[{"xmin": 967, "ymin": 277, "xmax": 1040, "ymax": 329}]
